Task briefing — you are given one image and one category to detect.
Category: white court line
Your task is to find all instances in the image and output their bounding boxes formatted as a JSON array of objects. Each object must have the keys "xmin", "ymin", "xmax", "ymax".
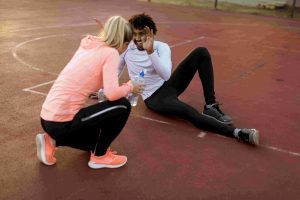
[
  {"xmin": 0, "ymin": 22, "xmax": 96, "ymax": 34},
  {"xmin": 133, "ymin": 114, "xmax": 300, "ymax": 158},
  {"xmin": 23, "ymin": 89, "xmax": 47, "ymax": 96},
  {"xmin": 22, "ymin": 80, "xmax": 55, "ymax": 96},
  {"xmin": 197, "ymin": 132, "xmax": 207, "ymax": 138},
  {"xmin": 12, "ymin": 34, "xmax": 67, "ymax": 76},
  {"xmin": 170, "ymin": 36, "xmax": 205, "ymax": 48},
  {"xmin": 258, "ymin": 44, "xmax": 300, "ymax": 53},
  {"xmin": 23, "ymin": 80, "xmax": 55, "ymax": 90},
  {"xmin": 261, "ymin": 145, "xmax": 300, "ymax": 157},
  {"xmin": 132, "ymin": 114, "xmax": 172, "ymax": 125}
]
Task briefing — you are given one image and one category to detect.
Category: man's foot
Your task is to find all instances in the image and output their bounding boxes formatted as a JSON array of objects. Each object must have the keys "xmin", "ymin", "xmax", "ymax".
[
  {"xmin": 36, "ymin": 133, "xmax": 57, "ymax": 165},
  {"xmin": 202, "ymin": 103, "xmax": 233, "ymax": 124},
  {"xmin": 88, "ymin": 148, "xmax": 127, "ymax": 169},
  {"xmin": 236, "ymin": 129, "xmax": 260, "ymax": 145}
]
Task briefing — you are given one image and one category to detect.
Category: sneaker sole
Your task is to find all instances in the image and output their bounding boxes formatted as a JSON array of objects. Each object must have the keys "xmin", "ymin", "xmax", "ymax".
[
  {"xmin": 251, "ymin": 130, "xmax": 260, "ymax": 145},
  {"xmin": 36, "ymin": 134, "xmax": 55, "ymax": 166},
  {"xmin": 88, "ymin": 158, "xmax": 127, "ymax": 169},
  {"xmin": 202, "ymin": 112, "xmax": 233, "ymax": 125}
]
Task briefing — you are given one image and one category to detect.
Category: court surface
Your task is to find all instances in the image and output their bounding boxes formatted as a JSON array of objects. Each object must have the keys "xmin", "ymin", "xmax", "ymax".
[{"xmin": 1, "ymin": 0, "xmax": 300, "ymax": 199}]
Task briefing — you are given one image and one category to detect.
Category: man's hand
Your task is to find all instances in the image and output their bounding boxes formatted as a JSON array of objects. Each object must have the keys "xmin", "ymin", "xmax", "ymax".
[
  {"xmin": 130, "ymin": 80, "xmax": 145, "ymax": 95},
  {"xmin": 93, "ymin": 18, "xmax": 103, "ymax": 29},
  {"xmin": 89, "ymin": 92, "xmax": 98, "ymax": 99},
  {"xmin": 142, "ymin": 26, "xmax": 154, "ymax": 54}
]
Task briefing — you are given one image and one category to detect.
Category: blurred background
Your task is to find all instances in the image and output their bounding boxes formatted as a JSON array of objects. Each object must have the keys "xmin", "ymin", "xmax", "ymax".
[{"xmin": 143, "ymin": 0, "xmax": 300, "ymax": 18}]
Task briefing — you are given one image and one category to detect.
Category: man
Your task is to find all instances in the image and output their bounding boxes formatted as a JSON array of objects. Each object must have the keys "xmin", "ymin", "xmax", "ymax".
[{"xmin": 118, "ymin": 13, "xmax": 259, "ymax": 145}]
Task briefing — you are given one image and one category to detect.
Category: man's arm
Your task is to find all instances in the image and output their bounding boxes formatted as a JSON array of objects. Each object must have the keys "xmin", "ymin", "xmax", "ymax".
[
  {"xmin": 118, "ymin": 51, "xmax": 126, "ymax": 77},
  {"xmin": 143, "ymin": 26, "xmax": 172, "ymax": 81},
  {"xmin": 149, "ymin": 43, "xmax": 172, "ymax": 81}
]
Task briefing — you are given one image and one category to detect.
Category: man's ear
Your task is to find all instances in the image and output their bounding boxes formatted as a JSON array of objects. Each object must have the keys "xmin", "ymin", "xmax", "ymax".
[{"xmin": 93, "ymin": 18, "xmax": 103, "ymax": 29}]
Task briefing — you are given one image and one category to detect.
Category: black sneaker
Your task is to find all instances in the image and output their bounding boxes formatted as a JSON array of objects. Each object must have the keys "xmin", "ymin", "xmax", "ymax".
[
  {"xmin": 236, "ymin": 129, "xmax": 260, "ymax": 145},
  {"xmin": 202, "ymin": 103, "xmax": 233, "ymax": 124}
]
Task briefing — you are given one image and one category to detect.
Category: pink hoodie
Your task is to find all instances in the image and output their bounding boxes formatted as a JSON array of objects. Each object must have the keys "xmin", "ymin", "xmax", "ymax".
[{"xmin": 41, "ymin": 35, "xmax": 133, "ymax": 122}]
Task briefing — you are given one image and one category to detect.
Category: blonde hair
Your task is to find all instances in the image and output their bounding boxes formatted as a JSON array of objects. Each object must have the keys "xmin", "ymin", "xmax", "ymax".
[{"xmin": 98, "ymin": 16, "xmax": 132, "ymax": 49}]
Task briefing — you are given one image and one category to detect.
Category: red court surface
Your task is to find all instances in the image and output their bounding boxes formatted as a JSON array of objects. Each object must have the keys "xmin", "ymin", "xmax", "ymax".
[{"xmin": 1, "ymin": 0, "xmax": 300, "ymax": 199}]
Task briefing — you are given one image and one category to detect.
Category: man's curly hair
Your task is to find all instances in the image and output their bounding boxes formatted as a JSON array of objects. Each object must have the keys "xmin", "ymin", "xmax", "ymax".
[{"xmin": 129, "ymin": 13, "xmax": 157, "ymax": 35}]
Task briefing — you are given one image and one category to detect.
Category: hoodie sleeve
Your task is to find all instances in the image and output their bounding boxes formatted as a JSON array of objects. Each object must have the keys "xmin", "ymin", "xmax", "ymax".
[{"xmin": 102, "ymin": 49, "xmax": 133, "ymax": 101}]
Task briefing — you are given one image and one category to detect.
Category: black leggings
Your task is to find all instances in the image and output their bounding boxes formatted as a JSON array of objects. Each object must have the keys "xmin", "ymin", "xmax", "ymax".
[
  {"xmin": 41, "ymin": 98, "xmax": 131, "ymax": 156},
  {"xmin": 145, "ymin": 47, "xmax": 235, "ymax": 137}
]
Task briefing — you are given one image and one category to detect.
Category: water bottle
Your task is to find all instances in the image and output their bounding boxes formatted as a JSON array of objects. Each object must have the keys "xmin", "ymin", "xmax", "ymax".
[
  {"xmin": 98, "ymin": 88, "xmax": 107, "ymax": 102},
  {"xmin": 128, "ymin": 70, "xmax": 145, "ymax": 106}
]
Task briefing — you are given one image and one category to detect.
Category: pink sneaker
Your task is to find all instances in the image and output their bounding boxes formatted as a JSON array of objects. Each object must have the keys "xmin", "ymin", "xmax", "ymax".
[
  {"xmin": 88, "ymin": 148, "xmax": 127, "ymax": 169},
  {"xmin": 36, "ymin": 133, "xmax": 57, "ymax": 165}
]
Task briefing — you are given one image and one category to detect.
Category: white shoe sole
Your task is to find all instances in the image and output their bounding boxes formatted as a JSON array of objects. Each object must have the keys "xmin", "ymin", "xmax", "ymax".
[
  {"xmin": 251, "ymin": 130, "xmax": 260, "ymax": 145},
  {"xmin": 88, "ymin": 157, "xmax": 127, "ymax": 169},
  {"xmin": 36, "ymin": 134, "xmax": 55, "ymax": 166}
]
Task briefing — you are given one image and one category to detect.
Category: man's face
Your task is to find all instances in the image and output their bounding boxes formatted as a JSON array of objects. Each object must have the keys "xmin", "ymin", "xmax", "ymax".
[{"xmin": 133, "ymin": 28, "xmax": 147, "ymax": 51}]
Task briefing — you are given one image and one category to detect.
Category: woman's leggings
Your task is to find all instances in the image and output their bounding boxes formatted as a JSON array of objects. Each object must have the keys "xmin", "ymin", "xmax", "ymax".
[
  {"xmin": 41, "ymin": 98, "xmax": 131, "ymax": 156},
  {"xmin": 145, "ymin": 47, "xmax": 235, "ymax": 137}
]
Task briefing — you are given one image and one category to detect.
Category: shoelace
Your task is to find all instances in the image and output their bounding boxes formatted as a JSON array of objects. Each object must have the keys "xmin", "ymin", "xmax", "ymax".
[
  {"xmin": 106, "ymin": 149, "xmax": 118, "ymax": 158},
  {"xmin": 211, "ymin": 102, "xmax": 225, "ymax": 115},
  {"xmin": 90, "ymin": 148, "xmax": 118, "ymax": 159}
]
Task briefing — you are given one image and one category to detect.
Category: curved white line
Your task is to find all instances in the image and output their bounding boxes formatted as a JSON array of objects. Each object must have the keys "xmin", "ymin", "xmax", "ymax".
[{"xmin": 12, "ymin": 34, "xmax": 67, "ymax": 75}]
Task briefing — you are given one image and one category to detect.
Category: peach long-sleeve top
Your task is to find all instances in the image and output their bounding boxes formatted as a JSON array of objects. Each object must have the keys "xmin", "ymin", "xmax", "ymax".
[{"xmin": 41, "ymin": 35, "xmax": 133, "ymax": 122}]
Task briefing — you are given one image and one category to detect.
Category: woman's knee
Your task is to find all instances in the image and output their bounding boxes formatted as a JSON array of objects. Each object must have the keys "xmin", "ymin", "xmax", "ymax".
[{"xmin": 114, "ymin": 97, "xmax": 131, "ymax": 114}]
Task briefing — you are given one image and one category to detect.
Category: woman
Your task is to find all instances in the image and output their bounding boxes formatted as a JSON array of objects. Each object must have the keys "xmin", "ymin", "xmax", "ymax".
[{"xmin": 37, "ymin": 16, "xmax": 141, "ymax": 169}]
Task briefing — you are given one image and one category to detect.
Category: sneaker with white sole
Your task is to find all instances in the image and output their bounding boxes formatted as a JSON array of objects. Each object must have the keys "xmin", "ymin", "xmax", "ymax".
[
  {"xmin": 36, "ymin": 133, "xmax": 57, "ymax": 165},
  {"xmin": 88, "ymin": 148, "xmax": 127, "ymax": 169},
  {"xmin": 236, "ymin": 129, "xmax": 260, "ymax": 145}
]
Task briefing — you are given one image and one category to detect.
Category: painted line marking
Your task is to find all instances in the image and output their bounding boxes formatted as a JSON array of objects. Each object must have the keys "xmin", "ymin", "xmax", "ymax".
[
  {"xmin": 260, "ymin": 145, "xmax": 300, "ymax": 157},
  {"xmin": 132, "ymin": 115, "xmax": 172, "ymax": 125},
  {"xmin": 22, "ymin": 80, "xmax": 55, "ymax": 96},
  {"xmin": 258, "ymin": 44, "xmax": 300, "ymax": 53},
  {"xmin": 12, "ymin": 34, "xmax": 67, "ymax": 76},
  {"xmin": 197, "ymin": 132, "xmax": 207, "ymax": 138},
  {"xmin": 133, "ymin": 114, "xmax": 300, "ymax": 158},
  {"xmin": 23, "ymin": 80, "xmax": 55, "ymax": 91},
  {"xmin": 23, "ymin": 89, "xmax": 47, "ymax": 96},
  {"xmin": 170, "ymin": 36, "xmax": 205, "ymax": 48}
]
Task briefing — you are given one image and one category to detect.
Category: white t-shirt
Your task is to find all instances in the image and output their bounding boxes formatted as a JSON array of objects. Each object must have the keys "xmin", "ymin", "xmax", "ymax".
[{"xmin": 118, "ymin": 41, "xmax": 172, "ymax": 100}]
